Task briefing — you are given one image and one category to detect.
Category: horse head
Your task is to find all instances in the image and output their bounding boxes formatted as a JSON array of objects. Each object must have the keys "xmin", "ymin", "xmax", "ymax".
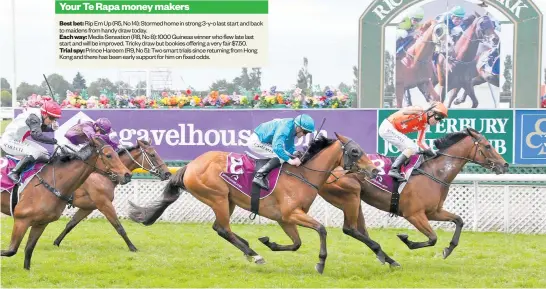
[
  {"xmin": 431, "ymin": 22, "xmax": 449, "ymax": 46},
  {"xmin": 123, "ymin": 138, "xmax": 171, "ymax": 181},
  {"xmin": 463, "ymin": 127, "xmax": 508, "ymax": 174},
  {"xmin": 433, "ymin": 128, "xmax": 509, "ymax": 175},
  {"xmin": 475, "ymin": 15, "xmax": 499, "ymax": 46},
  {"xmin": 90, "ymin": 136, "xmax": 133, "ymax": 184},
  {"xmin": 334, "ymin": 132, "xmax": 378, "ymax": 178}
]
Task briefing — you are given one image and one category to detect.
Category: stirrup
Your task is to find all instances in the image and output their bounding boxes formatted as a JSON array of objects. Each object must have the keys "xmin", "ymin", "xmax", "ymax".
[
  {"xmin": 388, "ymin": 170, "xmax": 404, "ymax": 181},
  {"xmin": 253, "ymin": 176, "xmax": 269, "ymax": 190},
  {"xmin": 7, "ymin": 171, "xmax": 21, "ymax": 183}
]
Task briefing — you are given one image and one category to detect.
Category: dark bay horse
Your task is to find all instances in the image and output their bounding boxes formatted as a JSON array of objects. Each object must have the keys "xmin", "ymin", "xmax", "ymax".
[
  {"xmin": 128, "ymin": 133, "xmax": 381, "ymax": 274},
  {"xmin": 52, "ymin": 139, "xmax": 171, "ymax": 252},
  {"xmin": 318, "ymin": 128, "xmax": 508, "ymax": 264},
  {"xmin": 435, "ymin": 14, "xmax": 499, "ymax": 108},
  {"xmin": 453, "ymin": 46, "xmax": 500, "ymax": 106},
  {"xmin": 395, "ymin": 19, "xmax": 446, "ymax": 107},
  {"xmin": 1, "ymin": 136, "xmax": 132, "ymax": 270}
]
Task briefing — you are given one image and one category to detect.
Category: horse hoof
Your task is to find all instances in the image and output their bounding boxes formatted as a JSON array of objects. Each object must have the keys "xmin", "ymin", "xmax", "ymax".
[
  {"xmin": 376, "ymin": 252, "xmax": 386, "ymax": 265},
  {"xmin": 258, "ymin": 236, "xmax": 269, "ymax": 244},
  {"xmin": 246, "ymin": 254, "xmax": 265, "ymax": 264},
  {"xmin": 397, "ymin": 234, "xmax": 408, "ymax": 241},
  {"xmin": 53, "ymin": 241, "xmax": 60, "ymax": 247},
  {"xmin": 1, "ymin": 250, "xmax": 16, "ymax": 257},
  {"xmin": 389, "ymin": 261, "xmax": 402, "ymax": 268},
  {"xmin": 254, "ymin": 255, "xmax": 266, "ymax": 265},
  {"xmin": 315, "ymin": 263, "xmax": 325, "ymax": 274},
  {"xmin": 129, "ymin": 247, "xmax": 138, "ymax": 252},
  {"xmin": 442, "ymin": 248, "xmax": 452, "ymax": 259}
]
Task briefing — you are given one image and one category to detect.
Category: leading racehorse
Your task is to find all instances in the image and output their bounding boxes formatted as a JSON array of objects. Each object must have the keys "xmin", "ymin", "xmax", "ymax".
[
  {"xmin": 128, "ymin": 132, "xmax": 383, "ymax": 274},
  {"xmin": 1, "ymin": 136, "xmax": 132, "ymax": 270},
  {"xmin": 52, "ymin": 139, "xmax": 171, "ymax": 252},
  {"xmin": 317, "ymin": 128, "xmax": 508, "ymax": 265}
]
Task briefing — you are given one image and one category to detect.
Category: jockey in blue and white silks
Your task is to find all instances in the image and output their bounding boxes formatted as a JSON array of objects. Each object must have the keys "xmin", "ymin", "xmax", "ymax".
[
  {"xmin": 247, "ymin": 114, "xmax": 316, "ymax": 190},
  {"xmin": 435, "ymin": 6, "xmax": 466, "ymax": 42}
]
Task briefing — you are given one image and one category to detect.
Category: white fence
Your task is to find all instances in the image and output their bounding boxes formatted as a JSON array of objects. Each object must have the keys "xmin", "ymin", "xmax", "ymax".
[{"xmin": 61, "ymin": 177, "xmax": 546, "ymax": 235}]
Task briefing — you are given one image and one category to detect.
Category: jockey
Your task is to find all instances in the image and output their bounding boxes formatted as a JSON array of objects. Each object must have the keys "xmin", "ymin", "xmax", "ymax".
[
  {"xmin": 396, "ymin": 7, "xmax": 425, "ymax": 55},
  {"xmin": 0, "ymin": 101, "xmax": 62, "ymax": 183},
  {"xmin": 485, "ymin": 45, "xmax": 500, "ymax": 74},
  {"xmin": 64, "ymin": 117, "xmax": 119, "ymax": 150},
  {"xmin": 247, "ymin": 114, "xmax": 315, "ymax": 190},
  {"xmin": 435, "ymin": 6, "xmax": 466, "ymax": 43},
  {"xmin": 378, "ymin": 101, "xmax": 448, "ymax": 181}
]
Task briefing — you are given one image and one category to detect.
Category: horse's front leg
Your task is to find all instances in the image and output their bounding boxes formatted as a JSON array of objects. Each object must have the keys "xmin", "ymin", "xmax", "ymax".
[
  {"xmin": 96, "ymin": 197, "xmax": 138, "ymax": 252},
  {"xmin": 465, "ymin": 83, "xmax": 479, "ymax": 108},
  {"xmin": 284, "ymin": 208, "xmax": 328, "ymax": 274},
  {"xmin": 259, "ymin": 221, "xmax": 302, "ymax": 251},
  {"xmin": 343, "ymin": 204, "xmax": 400, "ymax": 267},
  {"xmin": 447, "ymin": 87, "xmax": 462, "ymax": 108},
  {"xmin": 397, "ymin": 212, "xmax": 438, "ymax": 250},
  {"xmin": 429, "ymin": 209, "xmax": 464, "ymax": 259},
  {"xmin": 1, "ymin": 218, "xmax": 30, "ymax": 257},
  {"xmin": 53, "ymin": 208, "xmax": 93, "ymax": 247},
  {"xmin": 23, "ymin": 224, "xmax": 48, "ymax": 270}
]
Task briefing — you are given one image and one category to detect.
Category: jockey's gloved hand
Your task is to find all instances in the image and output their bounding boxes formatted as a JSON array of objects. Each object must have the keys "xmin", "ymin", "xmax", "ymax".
[
  {"xmin": 292, "ymin": 151, "xmax": 304, "ymax": 158},
  {"xmin": 421, "ymin": 148, "xmax": 436, "ymax": 158},
  {"xmin": 288, "ymin": 158, "xmax": 302, "ymax": 167}
]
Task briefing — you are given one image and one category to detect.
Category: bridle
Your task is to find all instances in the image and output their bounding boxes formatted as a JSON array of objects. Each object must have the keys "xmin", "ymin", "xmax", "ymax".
[
  {"xmin": 59, "ymin": 142, "xmax": 122, "ymax": 182},
  {"xmin": 436, "ymin": 133, "xmax": 497, "ymax": 170},
  {"xmin": 122, "ymin": 146, "xmax": 168, "ymax": 179},
  {"xmin": 283, "ymin": 138, "xmax": 370, "ymax": 190}
]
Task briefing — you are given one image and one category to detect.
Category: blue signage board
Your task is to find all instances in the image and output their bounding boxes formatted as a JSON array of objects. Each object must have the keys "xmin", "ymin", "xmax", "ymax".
[{"xmin": 515, "ymin": 110, "xmax": 546, "ymax": 164}]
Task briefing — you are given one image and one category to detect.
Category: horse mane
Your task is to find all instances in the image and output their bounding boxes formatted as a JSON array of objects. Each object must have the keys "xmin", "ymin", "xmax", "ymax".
[
  {"xmin": 433, "ymin": 128, "xmax": 478, "ymax": 151},
  {"xmin": 50, "ymin": 143, "xmax": 95, "ymax": 164},
  {"xmin": 300, "ymin": 135, "xmax": 337, "ymax": 164},
  {"xmin": 117, "ymin": 139, "xmax": 149, "ymax": 156},
  {"xmin": 455, "ymin": 14, "xmax": 488, "ymax": 61}
]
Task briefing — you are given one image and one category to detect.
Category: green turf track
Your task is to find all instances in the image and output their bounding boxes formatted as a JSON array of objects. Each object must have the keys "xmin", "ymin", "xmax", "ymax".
[{"xmin": 1, "ymin": 217, "xmax": 545, "ymax": 287}]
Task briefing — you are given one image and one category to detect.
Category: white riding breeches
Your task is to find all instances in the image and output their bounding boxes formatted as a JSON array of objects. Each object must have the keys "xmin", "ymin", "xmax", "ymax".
[
  {"xmin": 247, "ymin": 133, "xmax": 286, "ymax": 163},
  {"xmin": 0, "ymin": 137, "xmax": 49, "ymax": 160},
  {"xmin": 378, "ymin": 119, "xmax": 419, "ymax": 155}
]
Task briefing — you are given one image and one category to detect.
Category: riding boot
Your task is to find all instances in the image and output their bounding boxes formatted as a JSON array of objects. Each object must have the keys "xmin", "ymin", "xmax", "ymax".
[
  {"xmin": 388, "ymin": 154, "xmax": 408, "ymax": 182},
  {"xmin": 7, "ymin": 155, "xmax": 36, "ymax": 183},
  {"xmin": 252, "ymin": 158, "xmax": 282, "ymax": 190}
]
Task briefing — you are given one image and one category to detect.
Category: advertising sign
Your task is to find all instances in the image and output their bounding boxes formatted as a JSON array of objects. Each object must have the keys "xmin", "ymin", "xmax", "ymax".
[
  {"xmin": 515, "ymin": 110, "xmax": 546, "ymax": 164},
  {"xmin": 14, "ymin": 109, "xmax": 379, "ymax": 161},
  {"xmin": 377, "ymin": 109, "xmax": 514, "ymax": 163}
]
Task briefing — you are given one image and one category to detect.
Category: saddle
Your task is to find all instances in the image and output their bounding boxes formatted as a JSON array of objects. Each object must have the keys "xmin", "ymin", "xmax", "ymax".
[
  {"xmin": 219, "ymin": 151, "xmax": 283, "ymax": 219},
  {"xmin": 0, "ymin": 155, "xmax": 46, "ymax": 216}
]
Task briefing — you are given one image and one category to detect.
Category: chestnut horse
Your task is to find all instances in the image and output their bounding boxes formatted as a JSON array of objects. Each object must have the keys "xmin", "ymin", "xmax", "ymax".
[
  {"xmin": 128, "ymin": 133, "xmax": 383, "ymax": 274},
  {"xmin": 318, "ymin": 128, "xmax": 508, "ymax": 265},
  {"xmin": 52, "ymin": 139, "xmax": 171, "ymax": 252},
  {"xmin": 395, "ymin": 19, "xmax": 447, "ymax": 107},
  {"xmin": 1, "ymin": 136, "xmax": 132, "ymax": 270}
]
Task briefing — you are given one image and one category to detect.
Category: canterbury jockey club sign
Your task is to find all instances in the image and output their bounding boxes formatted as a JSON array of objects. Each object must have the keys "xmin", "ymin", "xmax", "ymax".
[
  {"xmin": 377, "ymin": 109, "xmax": 514, "ymax": 163},
  {"xmin": 371, "ymin": 0, "xmax": 529, "ymax": 21}
]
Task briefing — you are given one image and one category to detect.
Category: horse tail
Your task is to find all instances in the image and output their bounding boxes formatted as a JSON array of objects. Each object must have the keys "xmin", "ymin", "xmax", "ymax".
[{"xmin": 128, "ymin": 165, "xmax": 187, "ymax": 226}]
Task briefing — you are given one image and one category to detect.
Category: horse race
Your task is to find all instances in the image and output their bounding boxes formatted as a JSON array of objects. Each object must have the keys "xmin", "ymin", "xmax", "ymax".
[{"xmin": 1, "ymin": 0, "xmax": 545, "ymax": 287}]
